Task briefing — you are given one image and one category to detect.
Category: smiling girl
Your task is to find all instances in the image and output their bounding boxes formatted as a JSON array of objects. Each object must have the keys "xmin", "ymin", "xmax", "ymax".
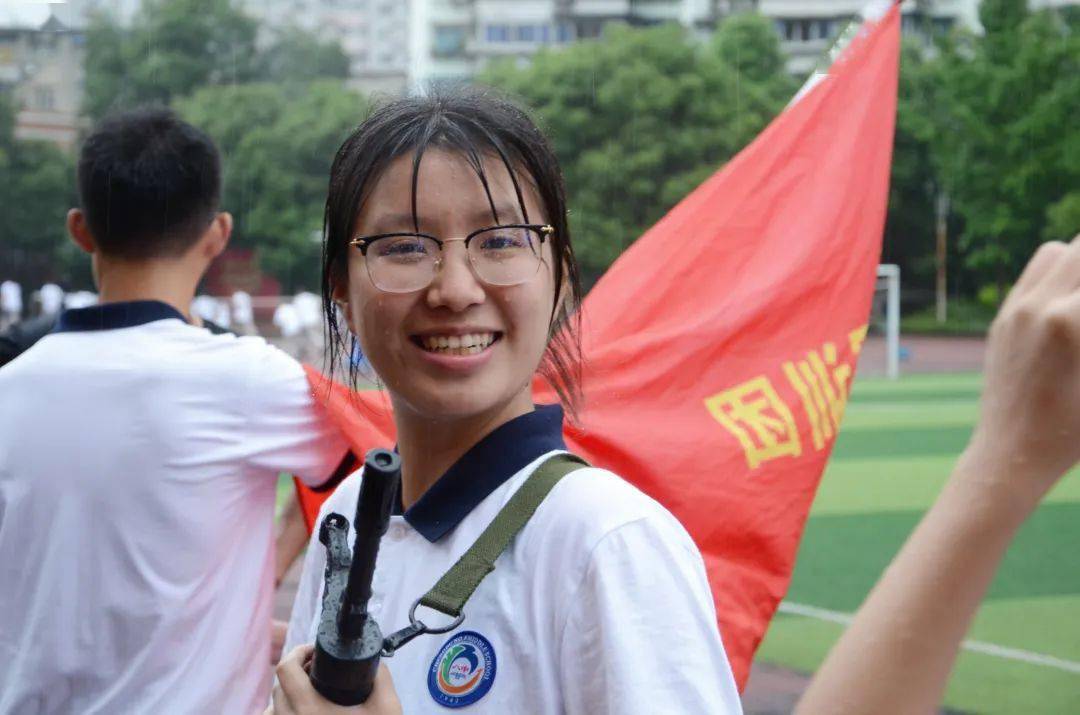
[
  {"xmin": 268, "ymin": 87, "xmax": 1080, "ymax": 715},
  {"xmin": 274, "ymin": 90, "xmax": 743, "ymax": 714}
]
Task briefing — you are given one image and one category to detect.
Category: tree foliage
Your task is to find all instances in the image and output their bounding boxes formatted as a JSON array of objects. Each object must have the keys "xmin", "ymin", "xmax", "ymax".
[
  {"xmin": 79, "ymin": 0, "xmax": 361, "ymax": 290},
  {"xmin": 0, "ymin": 96, "xmax": 81, "ymax": 288},
  {"xmin": 881, "ymin": 40, "xmax": 952, "ymax": 293},
  {"xmin": 84, "ymin": 0, "xmax": 261, "ymax": 118},
  {"xmin": 174, "ymin": 82, "xmax": 369, "ymax": 291},
  {"xmin": 257, "ymin": 26, "xmax": 351, "ymax": 84},
  {"xmin": 83, "ymin": 0, "xmax": 349, "ymax": 119},
  {"xmin": 481, "ymin": 15, "xmax": 796, "ymax": 280},
  {"xmin": 911, "ymin": 1, "xmax": 1080, "ymax": 290}
]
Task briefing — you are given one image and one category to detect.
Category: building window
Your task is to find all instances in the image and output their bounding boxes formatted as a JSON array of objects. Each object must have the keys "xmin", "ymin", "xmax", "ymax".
[
  {"xmin": 485, "ymin": 24, "xmax": 510, "ymax": 43},
  {"xmin": 555, "ymin": 22, "xmax": 574, "ymax": 42},
  {"xmin": 577, "ymin": 19, "xmax": 604, "ymax": 39},
  {"xmin": 932, "ymin": 17, "xmax": 954, "ymax": 35},
  {"xmin": 515, "ymin": 24, "xmax": 552, "ymax": 43},
  {"xmin": 779, "ymin": 18, "xmax": 834, "ymax": 43},
  {"xmin": 433, "ymin": 25, "xmax": 467, "ymax": 58}
]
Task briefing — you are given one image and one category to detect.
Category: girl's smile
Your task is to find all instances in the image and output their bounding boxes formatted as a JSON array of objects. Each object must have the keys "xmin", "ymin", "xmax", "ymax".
[{"xmin": 409, "ymin": 328, "xmax": 504, "ymax": 372}]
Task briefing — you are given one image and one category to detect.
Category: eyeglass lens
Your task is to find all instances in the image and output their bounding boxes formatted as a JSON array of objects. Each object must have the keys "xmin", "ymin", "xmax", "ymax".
[{"xmin": 364, "ymin": 226, "xmax": 542, "ymax": 293}]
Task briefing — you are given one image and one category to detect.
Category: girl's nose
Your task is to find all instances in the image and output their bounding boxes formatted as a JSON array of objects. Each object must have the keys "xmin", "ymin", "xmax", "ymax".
[{"xmin": 425, "ymin": 242, "xmax": 485, "ymax": 312}]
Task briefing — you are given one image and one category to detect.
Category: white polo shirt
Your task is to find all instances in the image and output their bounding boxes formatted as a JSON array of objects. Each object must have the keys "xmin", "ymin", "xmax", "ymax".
[
  {"xmin": 0, "ymin": 300, "xmax": 348, "ymax": 714},
  {"xmin": 285, "ymin": 406, "xmax": 742, "ymax": 714}
]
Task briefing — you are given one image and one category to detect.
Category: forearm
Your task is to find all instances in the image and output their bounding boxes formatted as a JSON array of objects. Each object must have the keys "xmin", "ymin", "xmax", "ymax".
[
  {"xmin": 797, "ymin": 447, "xmax": 1033, "ymax": 714},
  {"xmin": 276, "ymin": 494, "xmax": 309, "ymax": 587}
]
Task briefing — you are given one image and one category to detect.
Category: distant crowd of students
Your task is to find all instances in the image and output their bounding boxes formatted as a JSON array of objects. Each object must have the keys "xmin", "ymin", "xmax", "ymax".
[{"xmin": 1, "ymin": 280, "xmax": 328, "ymax": 366}]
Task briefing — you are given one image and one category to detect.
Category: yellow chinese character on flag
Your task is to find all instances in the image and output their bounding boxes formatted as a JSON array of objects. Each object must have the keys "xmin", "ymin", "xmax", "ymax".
[
  {"xmin": 782, "ymin": 326, "xmax": 866, "ymax": 451},
  {"xmin": 705, "ymin": 376, "xmax": 802, "ymax": 469}
]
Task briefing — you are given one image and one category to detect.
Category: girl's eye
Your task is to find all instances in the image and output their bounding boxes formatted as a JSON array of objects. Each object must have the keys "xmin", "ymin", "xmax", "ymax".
[
  {"xmin": 478, "ymin": 230, "xmax": 530, "ymax": 251},
  {"xmin": 377, "ymin": 237, "xmax": 429, "ymax": 259}
]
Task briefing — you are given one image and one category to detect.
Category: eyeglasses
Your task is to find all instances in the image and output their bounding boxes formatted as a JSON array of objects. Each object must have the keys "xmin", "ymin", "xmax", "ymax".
[{"xmin": 349, "ymin": 223, "xmax": 554, "ymax": 294}]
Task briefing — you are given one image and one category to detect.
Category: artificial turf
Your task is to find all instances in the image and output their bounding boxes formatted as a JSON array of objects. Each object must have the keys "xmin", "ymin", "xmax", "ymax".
[{"xmin": 755, "ymin": 372, "xmax": 1080, "ymax": 714}]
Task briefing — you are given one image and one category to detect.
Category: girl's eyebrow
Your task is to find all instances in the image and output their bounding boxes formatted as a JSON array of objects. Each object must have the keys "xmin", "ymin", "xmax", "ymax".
[
  {"xmin": 366, "ymin": 212, "xmax": 417, "ymax": 235},
  {"xmin": 366, "ymin": 204, "xmax": 524, "ymax": 235},
  {"xmin": 466, "ymin": 203, "xmax": 523, "ymax": 226}
]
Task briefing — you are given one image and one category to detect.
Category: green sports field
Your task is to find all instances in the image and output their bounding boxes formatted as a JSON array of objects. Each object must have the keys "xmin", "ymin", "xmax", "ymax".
[{"xmin": 756, "ymin": 373, "xmax": 1080, "ymax": 714}]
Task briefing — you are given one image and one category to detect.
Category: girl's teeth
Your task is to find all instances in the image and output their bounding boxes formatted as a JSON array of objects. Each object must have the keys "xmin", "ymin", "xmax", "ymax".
[{"xmin": 421, "ymin": 333, "xmax": 496, "ymax": 354}]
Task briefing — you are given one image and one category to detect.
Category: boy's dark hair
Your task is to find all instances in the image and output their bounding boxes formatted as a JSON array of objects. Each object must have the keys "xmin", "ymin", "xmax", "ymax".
[
  {"xmin": 322, "ymin": 87, "xmax": 583, "ymax": 416},
  {"xmin": 77, "ymin": 107, "xmax": 221, "ymax": 259}
]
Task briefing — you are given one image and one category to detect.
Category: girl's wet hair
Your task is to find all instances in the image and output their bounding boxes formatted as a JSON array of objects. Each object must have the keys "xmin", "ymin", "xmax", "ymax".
[{"xmin": 322, "ymin": 87, "xmax": 583, "ymax": 415}]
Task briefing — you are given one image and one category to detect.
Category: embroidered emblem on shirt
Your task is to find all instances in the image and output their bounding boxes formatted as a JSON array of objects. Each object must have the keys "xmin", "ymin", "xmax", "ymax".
[{"xmin": 428, "ymin": 631, "xmax": 497, "ymax": 708}]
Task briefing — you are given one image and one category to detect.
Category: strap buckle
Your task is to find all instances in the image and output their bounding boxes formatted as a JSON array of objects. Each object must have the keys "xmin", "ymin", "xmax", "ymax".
[{"xmin": 380, "ymin": 599, "xmax": 465, "ymax": 657}]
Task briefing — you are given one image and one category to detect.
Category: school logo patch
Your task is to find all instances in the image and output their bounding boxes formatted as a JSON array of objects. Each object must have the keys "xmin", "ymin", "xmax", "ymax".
[{"xmin": 428, "ymin": 631, "xmax": 497, "ymax": 708}]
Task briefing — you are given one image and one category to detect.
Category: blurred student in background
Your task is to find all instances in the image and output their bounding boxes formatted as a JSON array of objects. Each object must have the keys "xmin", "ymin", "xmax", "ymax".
[
  {"xmin": 0, "ymin": 280, "xmax": 22, "ymax": 330},
  {"xmin": 0, "ymin": 107, "xmax": 351, "ymax": 713}
]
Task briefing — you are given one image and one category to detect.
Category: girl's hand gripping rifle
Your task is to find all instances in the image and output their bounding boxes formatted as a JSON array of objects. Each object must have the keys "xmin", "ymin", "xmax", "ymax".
[{"xmin": 308, "ymin": 448, "xmax": 400, "ymax": 705}]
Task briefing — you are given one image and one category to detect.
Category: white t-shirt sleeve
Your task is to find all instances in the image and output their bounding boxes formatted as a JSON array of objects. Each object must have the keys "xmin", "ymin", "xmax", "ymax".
[
  {"xmin": 557, "ymin": 516, "xmax": 743, "ymax": 715},
  {"xmin": 240, "ymin": 342, "xmax": 348, "ymax": 485}
]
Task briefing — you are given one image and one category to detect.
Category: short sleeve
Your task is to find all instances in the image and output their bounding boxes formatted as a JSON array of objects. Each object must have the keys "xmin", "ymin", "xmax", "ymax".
[
  {"xmin": 557, "ymin": 516, "xmax": 743, "ymax": 715},
  {"xmin": 239, "ymin": 342, "xmax": 348, "ymax": 486}
]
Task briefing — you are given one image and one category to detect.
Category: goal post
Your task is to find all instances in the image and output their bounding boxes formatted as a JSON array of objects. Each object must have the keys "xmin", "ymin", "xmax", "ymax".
[{"xmin": 873, "ymin": 264, "xmax": 901, "ymax": 380}]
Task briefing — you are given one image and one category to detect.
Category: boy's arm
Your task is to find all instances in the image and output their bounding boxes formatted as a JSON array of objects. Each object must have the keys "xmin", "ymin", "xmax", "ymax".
[{"xmin": 240, "ymin": 343, "xmax": 349, "ymax": 486}]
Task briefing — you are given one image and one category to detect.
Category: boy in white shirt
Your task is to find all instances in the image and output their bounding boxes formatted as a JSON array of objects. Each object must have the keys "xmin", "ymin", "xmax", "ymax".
[
  {"xmin": 0, "ymin": 279, "xmax": 21, "ymax": 329},
  {"xmin": 0, "ymin": 108, "xmax": 349, "ymax": 713}
]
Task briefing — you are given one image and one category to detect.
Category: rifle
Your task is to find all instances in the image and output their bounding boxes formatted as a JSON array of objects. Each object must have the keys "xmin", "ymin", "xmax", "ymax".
[{"xmin": 308, "ymin": 448, "xmax": 400, "ymax": 705}]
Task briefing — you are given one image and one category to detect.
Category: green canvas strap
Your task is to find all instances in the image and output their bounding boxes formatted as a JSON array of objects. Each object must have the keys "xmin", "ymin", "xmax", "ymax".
[{"xmin": 418, "ymin": 452, "xmax": 588, "ymax": 618}]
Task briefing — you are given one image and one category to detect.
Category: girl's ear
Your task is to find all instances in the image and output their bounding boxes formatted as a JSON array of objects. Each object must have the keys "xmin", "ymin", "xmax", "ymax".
[
  {"xmin": 549, "ymin": 259, "xmax": 574, "ymax": 337},
  {"xmin": 331, "ymin": 282, "xmax": 355, "ymax": 330}
]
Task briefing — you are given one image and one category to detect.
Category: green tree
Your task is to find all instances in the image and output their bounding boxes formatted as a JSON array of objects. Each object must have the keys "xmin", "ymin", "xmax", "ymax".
[
  {"xmin": 0, "ymin": 96, "xmax": 81, "ymax": 287},
  {"xmin": 84, "ymin": 0, "xmax": 260, "ymax": 118},
  {"xmin": 882, "ymin": 40, "xmax": 951, "ymax": 293},
  {"xmin": 925, "ymin": 1, "xmax": 1080, "ymax": 293},
  {"xmin": 175, "ymin": 81, "xmax": 369, "ymax": 291},
  {"xmin": 256, "ymin": 26, "xmax": 351, "ymax": 83},
  {"xmin": 481, "ymin": 15, "xmax": 795, "ymax": 279}
]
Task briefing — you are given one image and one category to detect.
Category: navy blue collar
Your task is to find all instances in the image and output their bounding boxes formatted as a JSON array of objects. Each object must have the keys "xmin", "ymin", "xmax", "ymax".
[
  {"xmin": 401, "ymin": 404, "xmax": 566, "ymax": 543},
  {"xmin": 54, "ymin": 300, "xmax": 188, "ymax": 332}
]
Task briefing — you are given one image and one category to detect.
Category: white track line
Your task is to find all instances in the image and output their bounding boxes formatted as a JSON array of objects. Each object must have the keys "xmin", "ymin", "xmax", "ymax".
[{"xmin": 778, "ymin": 601, "xmax": 1080, "ymax": 675}]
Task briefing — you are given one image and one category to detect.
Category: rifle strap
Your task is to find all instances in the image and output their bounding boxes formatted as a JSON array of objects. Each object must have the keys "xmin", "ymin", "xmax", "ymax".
[{"xmin": 417, "ymin": 452, "xmax": 588, "ymax": 618}]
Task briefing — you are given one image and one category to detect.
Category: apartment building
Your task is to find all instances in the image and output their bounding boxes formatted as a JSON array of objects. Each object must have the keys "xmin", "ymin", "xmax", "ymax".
[
  {"xmin": 239, "ymin": 0, "xmax": 410, "ymax": 94},
  {"xmin": 0, "ymin": 7, "xmax": 86, "ymax": 150},
  {"xmin": 408, "ymin": 0, "xmax": 730, "ymax": 89}
]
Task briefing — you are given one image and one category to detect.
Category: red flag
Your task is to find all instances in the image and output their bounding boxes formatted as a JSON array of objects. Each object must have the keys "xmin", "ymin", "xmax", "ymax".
[
  {"xmin": 295, "ymin": 367, "xmax": 394, "ymax": 532},
  {"xmin": 299, "ymin": 5, "xmax": 899, "ymax": 689}
]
